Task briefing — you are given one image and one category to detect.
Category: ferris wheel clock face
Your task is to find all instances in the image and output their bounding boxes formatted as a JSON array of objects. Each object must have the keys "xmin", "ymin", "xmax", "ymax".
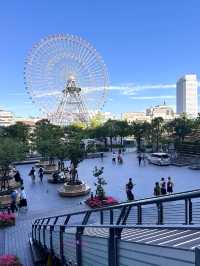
[{"xmin": 24, "ymin": 34, "xmax": 109, "ymax": 125}]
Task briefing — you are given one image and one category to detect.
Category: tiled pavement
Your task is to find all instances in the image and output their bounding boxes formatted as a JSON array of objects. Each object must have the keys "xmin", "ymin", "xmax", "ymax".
[{"xmin": 1, "ymin": 152, "xmax": 200, "ymax": 265}]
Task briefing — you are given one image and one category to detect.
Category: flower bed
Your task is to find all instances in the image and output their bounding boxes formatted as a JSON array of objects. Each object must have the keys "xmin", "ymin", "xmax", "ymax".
[
  {"xmin": 85, "ymin": 196, "xmax": 119, "ymax": 208},
  {"xmin": 0, "ymin": 255, "xmax": 21, "ymax": 266},
  {"xmin": 0, "ymin": 212, "xmax": 15, "ymax": 227}
]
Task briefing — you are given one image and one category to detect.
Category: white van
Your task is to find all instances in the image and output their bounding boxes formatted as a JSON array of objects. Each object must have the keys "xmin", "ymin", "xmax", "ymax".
[{"xmin": 147, "ymin": 153, "xmax": 171, "ymax": 166}]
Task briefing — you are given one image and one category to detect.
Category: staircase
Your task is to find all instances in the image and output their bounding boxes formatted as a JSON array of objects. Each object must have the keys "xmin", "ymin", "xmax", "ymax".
[{"xmin": 31, "ymin": 190, "xmax": 200, "ymax": 265}]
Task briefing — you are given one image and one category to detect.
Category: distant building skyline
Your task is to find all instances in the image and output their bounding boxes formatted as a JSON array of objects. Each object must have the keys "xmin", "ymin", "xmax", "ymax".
[{"xmin": 176, "ymin": 74, "xmax": 198, "ymax": 117}]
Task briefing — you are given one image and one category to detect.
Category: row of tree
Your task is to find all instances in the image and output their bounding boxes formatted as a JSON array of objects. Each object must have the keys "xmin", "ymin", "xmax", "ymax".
[{"xmin": 0, "ymin": 113, "xmax": 200, "ymax": 175}]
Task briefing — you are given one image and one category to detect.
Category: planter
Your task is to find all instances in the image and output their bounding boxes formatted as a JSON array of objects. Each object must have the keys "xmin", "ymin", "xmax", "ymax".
[
  {"xmin": 0, "ymin": 255, "xmax": 21, "ymax": 266},
  {"xmin": 43, "ymin": 164, "xmax": 58, "ymax": 174},
  {"xmin": 0, "ymin": 212, "xmax": 15, "ymax": 228},
  {"xmin": 58, "ymin": 182, "xmax": 90, "ymax": 197}
]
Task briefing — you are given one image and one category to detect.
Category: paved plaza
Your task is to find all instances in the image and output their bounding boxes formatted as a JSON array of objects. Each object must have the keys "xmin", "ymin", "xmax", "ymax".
[{"xmin": 0, "ymin": 151, "xmax": 200, "ymax": 265}]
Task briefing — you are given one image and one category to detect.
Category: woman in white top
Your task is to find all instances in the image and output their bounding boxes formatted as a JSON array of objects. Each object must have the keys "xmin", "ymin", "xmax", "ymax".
[{"xmin": 19, "ymin": 187, "xmax": 27, "ymax": 209}]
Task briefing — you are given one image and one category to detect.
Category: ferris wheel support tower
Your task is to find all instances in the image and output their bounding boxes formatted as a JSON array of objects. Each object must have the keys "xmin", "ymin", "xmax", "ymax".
[{"xmin": 52, "ymin": 76, "xmax": 89, "ymax": 125}]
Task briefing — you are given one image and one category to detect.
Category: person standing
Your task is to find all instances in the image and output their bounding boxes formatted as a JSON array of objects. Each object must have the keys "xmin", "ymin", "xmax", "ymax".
[
  {"xmin": 10, "ymin": 190, "xmax": 18, "ymax": 213},
  {"xmin": 29, "ymin": 167, "xmax": 36, "ymax": 183},
  {"xmin": 154, "ymin": 182, "xmax": 161, "ymax": 196},
  {"xmin": 18, "ymin": 187, "xmax": 27, "ymax": 211},
  {"xmin": 126, "ymin": 178, "xmax": 135, "ymax": 201},
  {"xmin": 14, "ymin": 170, "xmax": 21, "ymax": 183},
  {"xmin": 38, "ymin": 167, "xmax": 44, "ymax": 183},
  {"xmin": 167, "ymin": 177, "xmax": 174, "ymax": 194},
  {"xmin": 160, "ymin": 178, "xmax": 166, "ymax": 195}
]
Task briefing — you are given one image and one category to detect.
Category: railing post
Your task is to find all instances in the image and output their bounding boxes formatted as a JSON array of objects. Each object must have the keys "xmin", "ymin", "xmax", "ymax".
[
  {"xmin": 60, "ymin": 225, "xmax": 65, "ymax": 265},
  {"xmin": 50, "ymin": 225, "xmax": 54, "ymax": 254},
  {"xmin": 189, "ymin": 199, "xmax": 193, "ymax": 224},
  {"xmin": 110, "ymin": 209, "xmax": 114, "ymax": 224},
  {"xmin": 195, "ymin": 247, "xmax": 200, "ymax": 266},
  {"xmin": 43, "ymin": 225, "xmax": 47, "ymax": 248},
  {"xmin": 108, "ymin": 227, "xmax": 118, "ymax": 266},
  {"xmin": 185, "ymin": 199, "xmax": 188, "ymax": 224},
  {"xmin": 157, "ymin": 203, "xmax": 163, "ymax": 225},
  {"xmin": 137, "ymin": 205, "xmax": 142, "ymax": 225},
  {"xmin": 76, "ymin": 226, "xmax": 83, "ymax": 266},
  {"xmin": 100, "ymin": 211, "xmax": 104, "ymax": 224}
]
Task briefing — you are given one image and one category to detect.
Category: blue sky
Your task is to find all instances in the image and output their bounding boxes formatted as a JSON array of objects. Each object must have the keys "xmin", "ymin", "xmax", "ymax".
[{"xmin": 0, "ymin": 0, "xmax": 200, "ymax": 117}]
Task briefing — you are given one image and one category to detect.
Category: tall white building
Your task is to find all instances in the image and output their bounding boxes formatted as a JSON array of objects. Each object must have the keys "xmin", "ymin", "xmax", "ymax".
[{"xmin": 176, "ymin": 74, "xmax": 198, "ymax": 117}]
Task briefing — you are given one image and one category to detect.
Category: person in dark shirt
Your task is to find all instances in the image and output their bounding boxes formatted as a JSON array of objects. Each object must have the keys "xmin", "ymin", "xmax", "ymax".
[
  {"xmin": 154, "ymin": 182, "xmax": 161, "ymax": 196},
  {"xmin": 167, "ymin": 177, "xmax": 174, "ymax": 194}
]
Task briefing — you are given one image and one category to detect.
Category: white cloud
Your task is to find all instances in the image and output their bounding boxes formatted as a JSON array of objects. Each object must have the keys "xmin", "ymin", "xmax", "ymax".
[{"xmin": 130, "ymin": 95, "xmax": 176, "ymax": 100}]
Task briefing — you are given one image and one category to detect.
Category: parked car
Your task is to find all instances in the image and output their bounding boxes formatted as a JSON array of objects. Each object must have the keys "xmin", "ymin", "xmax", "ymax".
[{"xmin": 147, "ymin": 153, "xmax": 171, "ymax": 166}]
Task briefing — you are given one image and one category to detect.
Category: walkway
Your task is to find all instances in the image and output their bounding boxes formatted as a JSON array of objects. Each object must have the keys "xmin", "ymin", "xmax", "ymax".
[{"xmin": 1, "ymin": 151, "xmax": 200, "ymax": 265}]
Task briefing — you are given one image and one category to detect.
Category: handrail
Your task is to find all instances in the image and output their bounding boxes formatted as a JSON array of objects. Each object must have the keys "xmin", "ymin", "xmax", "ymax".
[{"xmin": 34, "ymin": 188, "xmax": 200, "ymax": 223}]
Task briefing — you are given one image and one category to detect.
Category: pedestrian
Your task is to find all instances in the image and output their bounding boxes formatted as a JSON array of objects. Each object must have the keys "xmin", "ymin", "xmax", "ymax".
[
  {"xmin": 29, "ymin": 167, "xmax": 36, "ymax": 183},
  {"xmin": 167, "ymin": 177, "xmax": 174, "ymax": 194},
  {"xmin": 142, "ymin": 153, "xmax": 146, "ymax": 166},
  {"xmin": 138, "ymin": 153, "xmax": 142, "ymax": 166},
  {"xmin": 112, "ymin": 152, "xmax": 116, "ymax": 163},
  {"xmin": 38, "ymin": 167, "xmax": 44, "ymax": 183},
  {"xmin": 154, "ymin": 182, "xmax": 161, "ymax": 196},
  {"xmin": 58, "ymin": 160, "xmax": 61, "ymax": 171},
  {"xmin": 126, "ymin": 178, "xmax": 135, "ymax": 201},
  {"xmin": 117, "ymin": 154, "xmax": 123, "ymax": 164},
  {"xmin": 100, "ymin": 152, "xmax": 103, "ymax": 161},
  {"xmin": 126, "ymin": 184, "xmax": 134, "ymax": 201},
  {"xmin": 127, "ymin": 178, "xmax": 134, "ymax": 191},
  {"xmin": 160, "ymin": 178, "xmax": 167, "ymax": 195},
  {"xmin": 61, "ymin": 161, "xmax": 65, "ymax": 171},
  {"xmin": 14, "ymin": 170, "xmax": 21, "ymax": 183},
  {"xmin": 10, "ymin": 190, "xmax": 18, "ymax": 213},
  {"xmin": 18, "ymin": 187, "xmax": 27, "ymax": 211}
]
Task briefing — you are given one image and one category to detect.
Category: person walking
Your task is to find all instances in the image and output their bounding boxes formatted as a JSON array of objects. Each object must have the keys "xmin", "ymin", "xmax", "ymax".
[
  {"xmin": 142, "ymin": 153, "xmax": 146, "ymax": 166},
  {"xmin": 167, "ymin": 177, "xmax": 174, "ymax": 194},
  {"xmin": 29, "ymin": 167, "xmax": 36, "ymax": 183},
  {"xmin": 160, "ymin": 178, "xmax": 166, "ymax": 195},
  {"xmin": 137, "ymin": 153, "xmax": 142, "ymax": 166},
  {"xmin": 112, "ymin": 152, "xmax": 116, "ymax": 163},
  {"xmin": 10, "ymin": 190, "xmax": 18, "ymax": 213},
  {"xmin": 18, "ymin": 187, "xmax": 27, "ymax": 211},
  {"xmin": 38, "ymin": 167, "xmax": 44, "ymax": 183},
  {"xmin": 154, "ymin": 182, "xmax": 161, "ymax": 197}
]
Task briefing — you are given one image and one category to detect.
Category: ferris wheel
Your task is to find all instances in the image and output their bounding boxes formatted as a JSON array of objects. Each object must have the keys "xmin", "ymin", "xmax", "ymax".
[{"xmin": 24, "ymin": 34, "xmax": 109, "ymax": 125}]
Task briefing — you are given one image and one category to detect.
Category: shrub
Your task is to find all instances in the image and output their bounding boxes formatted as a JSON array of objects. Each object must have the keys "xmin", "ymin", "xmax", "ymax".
[
  {"xmin": 0, "ymin": 255, "xmax": 21, "ymax": 266},
  {"xmin": 0, "ymin": 212, "xmax": 15, "ymax": 227}
]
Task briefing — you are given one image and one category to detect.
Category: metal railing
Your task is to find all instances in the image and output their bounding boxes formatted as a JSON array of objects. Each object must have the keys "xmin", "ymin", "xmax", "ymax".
[
  {"xmin": 32, "ymin": 189, "xmax": 200, "ymax": 265},
  {"xmin": 33, "ymin": 224, "xmax": 200, "ymax": 266}
]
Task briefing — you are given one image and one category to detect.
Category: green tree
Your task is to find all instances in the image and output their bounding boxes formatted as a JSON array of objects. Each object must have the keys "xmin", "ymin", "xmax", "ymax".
[
  {"xmin": 67, "ymin": 139, "xmax": 85, "ymax": 184},
  {"xmin": 89, "ymin": 112, "xmax": 105, "ymax": 128},
  {"xmin": 103, "ymin": 119, "xmax": 118, "ymax": 151},
  {"xmin": 33, "ymin": 121, "xmax": 64, "ymax": 164},
  {"xmin": 115, "ymin": 120, "xmax": 131, "ymax": 145},
  {"xmin": 0, "ymin": 138, "xmax": 26, "ymax": 177},
  {"xmin": 151, "ymin": 117, "xmax": 164, "ymax": 151},
  {"xmin": 5, "ymin": 122, "xmax": 30, "ymax": 145},
  {"xmin": 167, "ymin": 115, "xmax": 193, "ymax": 143},
  {"xmin": 131, "ymin": 122, "xmax": 146, "ymax": 152}
]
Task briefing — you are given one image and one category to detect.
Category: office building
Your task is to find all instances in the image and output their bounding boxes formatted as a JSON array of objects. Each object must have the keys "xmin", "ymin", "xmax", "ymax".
[{"xmin": 176, "ymin": 74, "xmax": 198, "ymax": 117}]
